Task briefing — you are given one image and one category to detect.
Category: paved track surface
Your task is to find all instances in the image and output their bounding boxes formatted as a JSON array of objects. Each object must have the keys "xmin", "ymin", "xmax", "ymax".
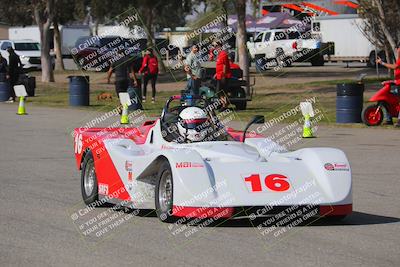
[{"xmin": 0, "ymin": 104, "xmax": 399, "ymax": 267}]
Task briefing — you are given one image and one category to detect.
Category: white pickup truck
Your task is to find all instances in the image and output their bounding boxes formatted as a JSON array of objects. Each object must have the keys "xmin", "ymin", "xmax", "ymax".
[{"xmin": 247, "ymin": 29, "xmax": 328, "ymax": 70}]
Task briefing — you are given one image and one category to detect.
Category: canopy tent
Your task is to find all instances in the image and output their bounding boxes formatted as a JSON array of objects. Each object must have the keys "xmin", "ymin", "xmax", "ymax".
[{"xmin": 200, "ymin": 12, "xmax": 305, "ymax": 33}]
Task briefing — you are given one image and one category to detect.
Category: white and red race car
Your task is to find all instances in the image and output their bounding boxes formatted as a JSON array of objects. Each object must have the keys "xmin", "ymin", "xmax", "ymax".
[{"xmin": 73, "ymin": 95, "xmax": 352, "ymax": 223}]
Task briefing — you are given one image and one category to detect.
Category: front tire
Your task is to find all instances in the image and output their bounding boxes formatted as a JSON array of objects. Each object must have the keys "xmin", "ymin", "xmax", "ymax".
[
  {"xmin": 311, "ymin": 54, "xmax": 324, "ymax": 66},
  {"xmin": 362, "ymin": 104, "xmax": 384, "ymax": 126},
  {"xmin": 155, "ymin": 161, "xmax": 176, "ymax": 223},
  {"xmin": 81, "ymin": 150, "xmax": 99, "ymax": 205}
]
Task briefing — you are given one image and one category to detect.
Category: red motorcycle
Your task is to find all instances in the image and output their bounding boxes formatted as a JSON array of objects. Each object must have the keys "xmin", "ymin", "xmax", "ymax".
[{"xmin": 362, "ymin": 80, "xmax": 400, "ymax": 126}]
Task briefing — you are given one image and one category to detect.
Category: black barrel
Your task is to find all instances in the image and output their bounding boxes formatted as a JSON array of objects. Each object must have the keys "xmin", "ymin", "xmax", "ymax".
[
  {"xmin": 336, "ymin": 83, "xmax": 364, "ymax": 123},
  {"xmin": 0, "ymin": 80, "xmax": 10, "ymax": 101},
  {"xmin": 27, "ymin": 76, "xmax": 36, "ymax": 97},
  {"xmin": 127, "ymin": 85, "xmax": 142, "ymax": 111},
  {"xmin": 69, "ymin": 76, "xmax": 89, "ymax": 106}
]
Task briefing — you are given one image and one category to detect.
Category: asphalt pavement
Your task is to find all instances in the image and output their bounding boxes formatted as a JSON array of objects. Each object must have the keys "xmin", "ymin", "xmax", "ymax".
[{"xmin": 0, "ymin": 103, "xmax": 399, "ymax": 267}]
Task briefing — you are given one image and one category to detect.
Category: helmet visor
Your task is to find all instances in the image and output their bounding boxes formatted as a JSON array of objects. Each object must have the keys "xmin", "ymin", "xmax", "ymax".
[{"xmin": 181, "ymin": 118, "xmax": 208, "ymax": 129}]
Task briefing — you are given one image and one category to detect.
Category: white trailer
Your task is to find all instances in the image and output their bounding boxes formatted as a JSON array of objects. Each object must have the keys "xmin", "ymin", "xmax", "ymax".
[
  {"xmin": 8, "ymin": 25, "xmax": 91, "ymax": 56},
  {"xmin": 311, "ymin": 14, "xmax": 378, "ymax": 66}
]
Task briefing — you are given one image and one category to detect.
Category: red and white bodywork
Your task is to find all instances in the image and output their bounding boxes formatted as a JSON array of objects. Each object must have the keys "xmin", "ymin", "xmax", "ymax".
[{"xmin": 73, "ymin": 98, "xmax": 352, "ymax": 221}]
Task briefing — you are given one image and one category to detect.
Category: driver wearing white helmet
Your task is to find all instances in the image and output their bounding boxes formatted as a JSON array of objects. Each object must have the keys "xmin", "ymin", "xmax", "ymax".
[{"xmin": 177, "ymin": 107, "xmax": 210, "ymax": 142}]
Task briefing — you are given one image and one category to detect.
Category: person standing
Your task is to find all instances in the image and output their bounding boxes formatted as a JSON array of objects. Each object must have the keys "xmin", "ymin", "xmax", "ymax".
[
  {"xmin": 184, "ymin": 44, "xmax": 202, "ymax": 96},
  {"xmin": 214, "ymin": 41, "xmax": 232, "ymax": 111},
  {"xmin": 0, "ymin": 54, "xmax": 8, "ymax": 78},
  {"xmin": 107, "ymin": 51, "xmax": 133, "ymax": 97},
  {"xmin": 139, "ymin": 48, "xmax": 158, "ymax": 103},
  {"xmin": 7, "ymin": 47, "xmax": 22, "ymax": 102},
  {"xmin": 377, "ymin": 42, "xmax": 400, "ymax": 127},
  {"xmin": 229, "ymin": 53, "xmax": 241, "ymax": 70}
]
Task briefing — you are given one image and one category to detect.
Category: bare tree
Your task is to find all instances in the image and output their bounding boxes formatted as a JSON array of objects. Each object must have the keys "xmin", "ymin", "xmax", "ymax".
[
  {"xmin": 53, "ymin": 19, "xmax": 64, "ymax": 71},
  {"xmin": 235, "ymin": 0, "xmax": 249, "ymax": 92},
  {"xmin": 359, "ymin": 0, "xmax": 400, "ymax": 57},
  {"xmin": 33, "ymin": 0, "xmax": 55, "ymax": 82}
]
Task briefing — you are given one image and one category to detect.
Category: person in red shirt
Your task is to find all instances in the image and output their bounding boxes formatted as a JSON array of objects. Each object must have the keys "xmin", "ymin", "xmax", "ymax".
[
  {"xmin": 377, "ymin": 42, "xmax": 400, "ymax": 127},
  {"xmin": 139, "ymin": 48, "xmax": 158, "ymax": 103},
  {"xmin": 229, "ymin": 53, "xmax": 241, "ymax": 70},
  {"xmin": 213, "ymin": 41, "xmax": 231, "ymax": 111}
]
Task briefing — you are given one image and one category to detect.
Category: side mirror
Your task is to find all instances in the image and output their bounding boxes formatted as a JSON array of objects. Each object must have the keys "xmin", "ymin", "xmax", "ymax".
[
  {"xmin": 242, "ymin": 115, "xmax": 265, "ymax": 142},
  {"xmin": 249, "ymin": 37, "xmax": 254, "ymax": 42}
]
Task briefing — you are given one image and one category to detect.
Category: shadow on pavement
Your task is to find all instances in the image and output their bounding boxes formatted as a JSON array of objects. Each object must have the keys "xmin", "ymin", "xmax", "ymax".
[
  {"xmin": 215, "ymin": 211, "xmax": 400, "ymax": 227},
  {"xmin": 122, "ymin": 208, "xmax": 400, "ymax": 228}
]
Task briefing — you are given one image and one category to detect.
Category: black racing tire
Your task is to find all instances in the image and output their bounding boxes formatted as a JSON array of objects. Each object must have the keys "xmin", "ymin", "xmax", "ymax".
[
  {"xmin": 311, "ymin": 55, "xmax": 324, "ymax": 66},
  {"xmin": 155, "ymin": 161, "xmax": 176, "ymax": 223},
  {"xmin": 81, "ymin": 150, "xmax": 99, "ymax": 205}
]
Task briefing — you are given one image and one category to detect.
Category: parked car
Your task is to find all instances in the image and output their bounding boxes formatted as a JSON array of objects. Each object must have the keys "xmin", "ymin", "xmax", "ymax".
[
  {"xmin": 247, "ymin": 29, "xmax": 327, "ymax": 70},
  {"xmin": 0, "ymin": 39, "xmax": 42, "ymax": 70}
]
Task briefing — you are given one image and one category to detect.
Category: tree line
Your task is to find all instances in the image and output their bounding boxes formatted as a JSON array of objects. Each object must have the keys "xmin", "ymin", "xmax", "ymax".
[{"xmin": 0, "ymin": 0, "xmax": 398, "ymax": 82}]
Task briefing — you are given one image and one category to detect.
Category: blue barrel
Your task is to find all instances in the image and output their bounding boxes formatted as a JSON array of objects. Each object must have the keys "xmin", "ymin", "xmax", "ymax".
[
  {"xmin": 336, "ymin": 83, "xmax": 364, "ymax": 123},
  {"xmin": 69, "ymin": 76, "xmax": 89, "ymax": 106},
  {"xmin": 0, "ymin": 81, "xmax": 10, "ymax": 101}
]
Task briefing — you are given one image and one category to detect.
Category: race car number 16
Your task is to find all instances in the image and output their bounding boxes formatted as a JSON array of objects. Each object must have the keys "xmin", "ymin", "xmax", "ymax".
[
  {"xmin": 244, "ymin": 174, "xmax": 290, "ymax": 192},
  {"xmin": 74, "ymin": 133, "xmax": 83, "ymax": 154}
]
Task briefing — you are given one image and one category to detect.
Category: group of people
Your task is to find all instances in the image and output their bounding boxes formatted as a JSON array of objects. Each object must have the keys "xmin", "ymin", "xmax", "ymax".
[
  {"xmin": 0, "ymin": 47, "xmax": 23, "ymax": 103},
  {"xmin": 107, "ymin": 48, "xmax": 159, "ymax": 104},
  {"xmin": 107, "ymin": 40, "xmax": 238, "ymax": 110},
  {"xmin": 184, "ymin": 40, "xmax": 240, "ymax": 111}
]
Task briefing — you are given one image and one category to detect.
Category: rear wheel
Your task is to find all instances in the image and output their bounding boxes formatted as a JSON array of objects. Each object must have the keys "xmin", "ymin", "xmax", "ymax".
[
  {"xmin": 155, "ymin": 161, "xmax": 176, "ymax": 223},
  {"xmin": 311, "ymin": 54, "xmax": 324, "ymax": 66},
  {"xmin": 362, "ymin": 104, "xmax": 384, "ymax": 126},
  {"xmin": 81, "ymin": 151, "xmax": 99, "ymax": 205}
]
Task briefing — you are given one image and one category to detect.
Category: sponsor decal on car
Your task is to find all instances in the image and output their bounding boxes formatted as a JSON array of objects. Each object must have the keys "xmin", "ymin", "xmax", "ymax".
[
  {"xmin": 125, "ymin": 160, "xmax": 133, "ymax": 171},
  {"xmin": 98, "ymin": 183, "xmax": 109, "ymax": 195},
  {"xmin": 176, "ymin": 162, "xmax": 204, "ymax": 168},
  {"xmin": 324, "ymin": 162, "xmax": 349, "ymax": 171}
]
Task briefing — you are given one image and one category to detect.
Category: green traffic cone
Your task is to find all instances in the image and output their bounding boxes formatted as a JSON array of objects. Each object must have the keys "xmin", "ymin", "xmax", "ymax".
[
  {"xmin": 17, "ymin": 96, "xmax": 27, "ymax": 115},
  {"xmin": 302, "ymin": 114, "xmax": 313, "ymax": 138},
  {"xmin": 120, "ymin": 104, "xmax": 129, "ymax": 124}
]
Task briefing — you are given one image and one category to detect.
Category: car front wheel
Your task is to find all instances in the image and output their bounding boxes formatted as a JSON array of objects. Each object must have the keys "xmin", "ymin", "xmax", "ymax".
[
  {"xmin": 155, "ymin": 161, "xmax": 176, "ymax": 223},
  {"xmin": 81, "ymin": 150, "xmax": 99, "ymax": 205}
]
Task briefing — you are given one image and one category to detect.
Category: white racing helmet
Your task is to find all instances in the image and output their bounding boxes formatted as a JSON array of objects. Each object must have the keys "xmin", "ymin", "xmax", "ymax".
[{"xmin": 177, "ymin": 107, "xmax": 209, "ymax": 142}]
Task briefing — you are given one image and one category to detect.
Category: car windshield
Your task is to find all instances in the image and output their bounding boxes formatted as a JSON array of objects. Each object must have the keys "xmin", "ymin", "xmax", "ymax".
[
  {"xmin": 14, "ymin": 42, "xmax": 40, "ymax": 51},
  {"xmin": 161, "ymin": 97, "xmax": 234, "ymax": 143}
]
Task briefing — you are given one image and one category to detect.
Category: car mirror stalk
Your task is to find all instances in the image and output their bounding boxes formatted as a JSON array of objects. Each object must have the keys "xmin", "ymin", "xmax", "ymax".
[{"xmin": 242, "ymin": 115, "xmax": 265, "ymax": 142}]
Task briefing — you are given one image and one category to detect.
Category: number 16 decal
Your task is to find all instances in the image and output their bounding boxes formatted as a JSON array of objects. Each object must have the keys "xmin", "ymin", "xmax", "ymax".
[{"xmin": 244, "ymin": 174, "xmax": 290, "ymax": 192}]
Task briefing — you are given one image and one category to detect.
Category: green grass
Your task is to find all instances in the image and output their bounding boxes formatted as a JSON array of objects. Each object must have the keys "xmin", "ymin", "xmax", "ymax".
[{"xmin": 27, "ymin": 74, "xmax": 390, "ymax": 127}]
